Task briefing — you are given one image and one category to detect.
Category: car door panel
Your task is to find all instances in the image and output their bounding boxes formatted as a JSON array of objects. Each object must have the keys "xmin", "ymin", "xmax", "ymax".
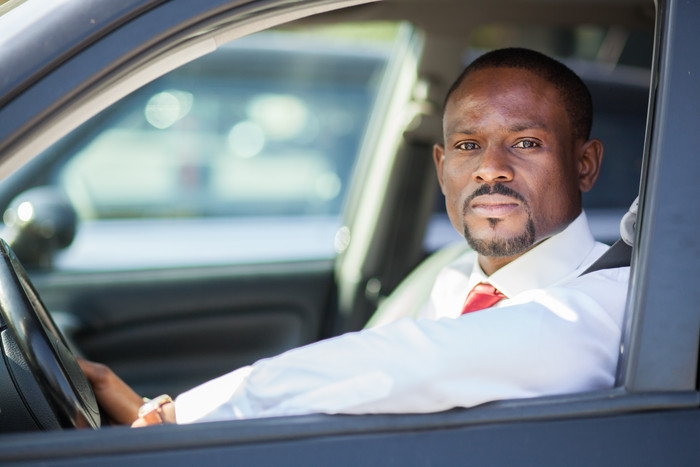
[{"xmin": 30, "ymin": 260, "xmax": 335, "ymax": 396}]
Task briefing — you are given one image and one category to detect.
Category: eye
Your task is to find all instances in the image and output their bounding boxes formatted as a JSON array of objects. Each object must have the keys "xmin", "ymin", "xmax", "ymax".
[
  {"xmin": 512, "ymin": 139, "xmax": 540, "ymax": 149},
  {"xmin": 456, "ymin": 141, "xmax": 479, "ymax": 151}
]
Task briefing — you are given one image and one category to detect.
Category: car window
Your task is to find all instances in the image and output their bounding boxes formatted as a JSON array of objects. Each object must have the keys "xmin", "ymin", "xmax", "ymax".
[{"xmin": 2, "ymin": 25, "xmax": 403, "ymax": 271}]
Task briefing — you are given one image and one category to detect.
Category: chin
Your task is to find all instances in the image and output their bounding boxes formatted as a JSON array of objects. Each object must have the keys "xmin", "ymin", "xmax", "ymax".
[{"xmin": 463, "ymin": 218, "xmax": 536, "ymax": 257}]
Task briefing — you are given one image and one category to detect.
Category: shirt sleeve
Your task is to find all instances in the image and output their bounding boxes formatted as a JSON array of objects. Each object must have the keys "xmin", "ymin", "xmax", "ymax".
[{"xmin": 174, "ymin": 268, "xmax": 628, "ymax": 424}]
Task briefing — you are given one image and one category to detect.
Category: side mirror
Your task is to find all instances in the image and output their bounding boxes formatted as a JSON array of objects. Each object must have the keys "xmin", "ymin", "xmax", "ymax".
[{"xmin": 1, "ymin": 187, "xmax": 78, "ymax": 270}]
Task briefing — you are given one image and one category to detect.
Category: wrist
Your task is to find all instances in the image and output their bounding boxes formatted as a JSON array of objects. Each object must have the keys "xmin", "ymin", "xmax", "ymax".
[{"xmin": 135, "ymin": 394, "xmax": 175, "ymax": 426}]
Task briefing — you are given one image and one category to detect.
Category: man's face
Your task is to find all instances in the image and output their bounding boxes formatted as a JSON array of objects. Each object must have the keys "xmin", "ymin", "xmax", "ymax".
[{"xmin": 434, "ymin": 67, "xmax": 591, "ymax": 271}]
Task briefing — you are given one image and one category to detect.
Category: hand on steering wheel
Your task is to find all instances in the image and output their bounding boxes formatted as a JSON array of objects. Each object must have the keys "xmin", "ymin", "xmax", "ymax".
[{"xmin": 77, "ymin": 359, "xmax": 145, "ymax": 425}]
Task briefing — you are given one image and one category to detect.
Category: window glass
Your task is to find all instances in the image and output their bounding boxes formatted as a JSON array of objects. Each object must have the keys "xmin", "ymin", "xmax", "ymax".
[{"xmin": 4, "ymin": 25, "xmax": 401, "ymax": 270}]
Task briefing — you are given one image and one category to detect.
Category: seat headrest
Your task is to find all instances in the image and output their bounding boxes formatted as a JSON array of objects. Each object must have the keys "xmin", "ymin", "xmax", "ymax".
[{"xmin": 620, "ymin": 196, "xmax": 638, "ymax": 247}]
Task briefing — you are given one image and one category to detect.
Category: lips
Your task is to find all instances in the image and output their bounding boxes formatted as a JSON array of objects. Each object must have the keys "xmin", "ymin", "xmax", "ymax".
[{"xmin": 469, "ymin": 194, "xmax": 521, "ymax": 217}]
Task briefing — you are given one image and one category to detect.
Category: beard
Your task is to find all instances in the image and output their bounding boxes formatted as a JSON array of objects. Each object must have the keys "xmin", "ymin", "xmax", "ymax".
[
  {"xmin": 462, "ymin": 183, "xmax": 536, "ymax": 257},
  {"xmin": 464, "ymin": 217, "xmax": 536, "ymax": 257}
]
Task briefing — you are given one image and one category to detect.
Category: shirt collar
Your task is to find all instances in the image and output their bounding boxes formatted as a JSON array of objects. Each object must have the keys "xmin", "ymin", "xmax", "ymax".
[{"xmin": 468, "ymin": 211, "xmax": 596, "ymax": 298}]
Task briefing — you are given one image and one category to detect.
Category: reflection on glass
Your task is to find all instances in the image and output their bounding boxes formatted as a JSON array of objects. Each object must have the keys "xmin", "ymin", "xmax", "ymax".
[
  {"xmin": 144, "ymin": 90, "xmax": 194, "ymax": 129},
  {"xmin": 247, "ymin": 94, "xmax": 309, "ymax": 140},
  {"xmin": 315, "ymin": 172, "xmax": 341, "ymax": 201},
  {"xmin": 57, "ymin": 30, "xmax": 390, "ymax": 220},
  {"xmin": 228, "ymin": 121, "xmax": 265, "ymax": 159},
  {"xmin": 13, "ymin": 25, "xmax": 402, "ymax": 269}
]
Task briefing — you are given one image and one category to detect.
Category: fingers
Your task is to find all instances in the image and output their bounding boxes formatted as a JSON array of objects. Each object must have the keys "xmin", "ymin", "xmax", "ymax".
[
  {"xmin": 77, "ymin": 358, "xmax": 144, "ymax": 425},
  {"xmin": 131, "ymin": 417, "xmax": 149, "ymax": 428},
  {"xmin": 132, "ymin": 396, "xmax": 176, "ymax": 427},
  {"xmin": 77, "ymin": 359, "xmax": 112, "ymax": 389}
]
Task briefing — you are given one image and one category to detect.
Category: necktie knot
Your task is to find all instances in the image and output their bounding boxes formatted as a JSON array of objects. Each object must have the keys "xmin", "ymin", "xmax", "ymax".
[{"xmin": 461, "ymin": 282, "xmax": 506, "ymax": 315}]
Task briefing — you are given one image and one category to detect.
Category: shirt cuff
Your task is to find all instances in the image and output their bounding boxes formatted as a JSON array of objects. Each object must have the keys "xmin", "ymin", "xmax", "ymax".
[{"xmin": 174, "ymin": 365, "xmax": 254, "ymax": 424}]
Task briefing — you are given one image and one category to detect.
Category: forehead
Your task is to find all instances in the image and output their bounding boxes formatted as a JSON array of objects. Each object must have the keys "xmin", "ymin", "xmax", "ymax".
[{"xmin": 444, "ymin": 67, "xmax": 569, "ymax": 134}]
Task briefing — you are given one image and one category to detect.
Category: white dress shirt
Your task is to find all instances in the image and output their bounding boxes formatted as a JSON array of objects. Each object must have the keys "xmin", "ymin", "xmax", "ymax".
[{"xmin": 175, "ymin": 212, "xmax": 629, "ymax": 423}]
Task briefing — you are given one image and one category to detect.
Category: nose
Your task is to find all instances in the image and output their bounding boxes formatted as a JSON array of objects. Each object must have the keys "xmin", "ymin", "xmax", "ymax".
[{"xmin": 472, "ymin": 145, "xmax": 513, "ymax": 184}]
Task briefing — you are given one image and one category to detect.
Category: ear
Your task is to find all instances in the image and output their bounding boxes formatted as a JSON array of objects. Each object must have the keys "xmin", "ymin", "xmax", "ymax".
[
  {"xmin": 433, "ymin": 143, "xmax": 446, "ymax": 194},
  {"xmin": 577, "ymin": 138, "xmax": 603, "ymax": 193}
]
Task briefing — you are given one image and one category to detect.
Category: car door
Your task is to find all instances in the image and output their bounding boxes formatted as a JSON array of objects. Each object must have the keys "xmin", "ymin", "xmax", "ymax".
[{"xmin": 0, "ymin": 1, "xmax": 405, "ymax": 397}]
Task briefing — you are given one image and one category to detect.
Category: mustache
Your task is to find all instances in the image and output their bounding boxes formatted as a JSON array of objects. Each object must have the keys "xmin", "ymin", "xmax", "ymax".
[{"xmin": 463, "ymin": 183, "xmax": 528, "ymax": 213}]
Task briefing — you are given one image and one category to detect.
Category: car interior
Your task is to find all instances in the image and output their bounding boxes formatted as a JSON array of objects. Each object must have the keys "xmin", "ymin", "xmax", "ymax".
[{"xmin": 0, "ymin": 0, "xmax": 660, "ymax": 436}]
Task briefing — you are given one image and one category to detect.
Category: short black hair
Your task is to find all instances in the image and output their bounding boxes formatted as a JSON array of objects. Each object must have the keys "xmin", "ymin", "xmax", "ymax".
[{"xmin": 444, "ymin": 48, "xmax": 593, "ymax": 141}]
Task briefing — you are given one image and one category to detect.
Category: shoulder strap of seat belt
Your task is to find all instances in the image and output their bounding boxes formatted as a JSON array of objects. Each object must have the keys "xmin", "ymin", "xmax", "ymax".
[{"xmin": 579, "ymin": 238, "xmax": 632, "ymax": 276}]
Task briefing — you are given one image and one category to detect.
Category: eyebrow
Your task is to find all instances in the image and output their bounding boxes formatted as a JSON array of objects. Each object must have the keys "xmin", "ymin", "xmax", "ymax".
[
  {"xmin": 508, "ymin": 121, "xmax": 549, "ymax": 132},
  {"xmin": 448, "ymin": 121, "xmax": 548, "ymax": 136}
]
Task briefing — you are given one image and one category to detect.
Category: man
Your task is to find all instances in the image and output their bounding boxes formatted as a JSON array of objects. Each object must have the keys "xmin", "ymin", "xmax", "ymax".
[{"xmin": 80, "ymin": 48, "xmax": 630, "ymax": 426}]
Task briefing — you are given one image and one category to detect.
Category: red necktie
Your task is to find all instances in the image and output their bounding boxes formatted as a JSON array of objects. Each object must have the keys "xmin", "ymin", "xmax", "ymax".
[{"xmin": 461, "ymin": 282, "xmax": 505, "ymax": 314}]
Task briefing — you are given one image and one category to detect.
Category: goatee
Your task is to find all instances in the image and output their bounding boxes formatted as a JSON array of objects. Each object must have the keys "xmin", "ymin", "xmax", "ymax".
[
  {"xmin": 462, "ymin": 183, "xmax": 536, "ymax": 257},
  {"xmin": 464, "ymin": 216, "xmax": 536, "ymax": 257}
]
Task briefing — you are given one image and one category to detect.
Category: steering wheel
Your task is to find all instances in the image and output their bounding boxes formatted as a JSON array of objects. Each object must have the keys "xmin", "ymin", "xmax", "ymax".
[{"xmin": 0, "ymin": 239, "xmax": 100, "ymax": 430}]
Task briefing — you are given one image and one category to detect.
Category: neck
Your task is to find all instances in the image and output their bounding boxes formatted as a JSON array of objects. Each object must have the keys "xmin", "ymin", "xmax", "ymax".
[
  {"xmin": 478, "ymin": 234, "xmax": 554, "ymax": 275},
  {"xmin": 478, "ymin": 253, "xmax": 524, "ymax": 276},
  {"xmin": 477, "ymin": 222, "xmax": 571, "ymax": 275}
]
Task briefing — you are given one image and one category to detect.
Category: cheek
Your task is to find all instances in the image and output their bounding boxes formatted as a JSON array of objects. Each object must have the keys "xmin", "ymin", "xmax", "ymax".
[
  {"xmin": 442, "ymin": 158, "xmax": 474, "ymax": 193},
  {"xmin": 441, "ymin": 164, "xmax": 472, "ymax": 227},
  {"xmin": 527, "ymin": 169, "xmax": 577, "ymax": 232},
  {"xmin": 444, "ymin": 182, "xmax": 463, "ymax": 225}
]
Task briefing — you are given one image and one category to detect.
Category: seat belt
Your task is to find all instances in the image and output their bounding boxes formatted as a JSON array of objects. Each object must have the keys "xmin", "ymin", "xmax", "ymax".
[
  {"xmin": 581, "ymin": 196, "xmax": 637, "ymax": 276},
  {"xmin": 580, "ymin": 238, "xmax": 632, "ymax": 276}
]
